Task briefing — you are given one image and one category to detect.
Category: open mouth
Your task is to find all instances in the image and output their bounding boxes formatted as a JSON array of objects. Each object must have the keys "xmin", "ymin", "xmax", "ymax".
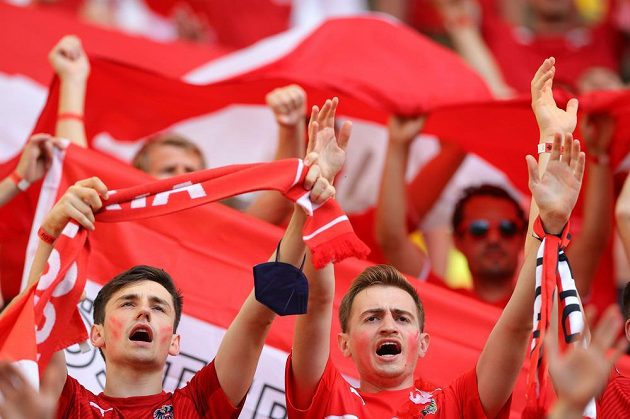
[
  {"xmin": 376, "ymin": 341, "xmax": 401, "ymax": 357},
  {"xmin": 129, "ymin": 325, "xmax": 153, "ymax": 343}
]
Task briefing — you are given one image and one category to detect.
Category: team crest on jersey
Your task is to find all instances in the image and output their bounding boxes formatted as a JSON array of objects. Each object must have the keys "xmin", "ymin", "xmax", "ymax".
[
  {"xmin": 396, "ymin": 389, "xmax": 439, "ymax": 418},
  {"xmin": 153, "ymin": 405, "xmax": 173, "ymax": 419}
]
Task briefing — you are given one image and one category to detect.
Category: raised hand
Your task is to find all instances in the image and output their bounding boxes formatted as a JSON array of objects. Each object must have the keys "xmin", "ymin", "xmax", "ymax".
[
  {"xmin": 581, "ymin": 113, "xmax": 615, "ymax": 163},
  {"xmin": 304, "ymin": 98, "xmax": 352, "ymax": 183},
  {"xmin": 526, "ymin": 133, "xmax": 585, "ymax": 234},
  {"xmin": 15, "ymin": 134, "xmax": 64, "ymax": 184},
  {"xmin": 48, "ymin": 35, "xmax": 90, "ymax": 82},
  {"xmin": 41, "ymin": 177, "xmax": 108, "ymax": 238},
  {"xmin": 531, "ymin": 58, "xmax": 578, "ymax": 142},
  {"xmin": 0, "ymin": 362, "xmax": 58, "ymax": 419},
  {"xmin": 548, "ymin": 306, "xmax": 627, "ymax": 414},
  {"xmin": 388, "ymin": 115, "xmax": 425, "ymax": 145},
  {"xmin": 266, "ymin": 84, "xmax": 307, "ymax": 127}
]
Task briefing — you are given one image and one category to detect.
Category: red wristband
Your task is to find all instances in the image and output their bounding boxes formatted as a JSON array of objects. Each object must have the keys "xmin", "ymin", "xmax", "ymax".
[
  {"xmin": 8, "ymin": 171, "xmax": 30, "ymax": 191},
  {"xmin": 38, "ymin": 226, "xmax": 57, "ymax": 245},
  {"xmin": 58, "ymin": 112, "xmax": 83, "ymax": 122}
]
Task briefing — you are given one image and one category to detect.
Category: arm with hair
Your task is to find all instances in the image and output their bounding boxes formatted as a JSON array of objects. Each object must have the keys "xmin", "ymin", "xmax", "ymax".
[
  {"xmin": 19, "ymin": 177, "xmax": 108, "ymax": 403},
  {"xmin": 566, "ymin": 114, "xmax": 615, "ymax": 296},
  {"xmin": 215, "ymin": 97, "xmax": 349, "ymax": 406},
  {"xmin": 476, "ymin": 58, "xmax": 582, "ymax": 416},
  {"xmin": 375, "ymin": 116, "xmax": 429, "ymax": 277},
  {"xmin": 49, "ymin": 36, "xmax": 90, "ymax": 148},
  {"xmin": 289, "ymin": 98, "xmax": 352, "ymax": 409},
  {"xmin": 433, "ymin": 0, "xmax": 515, "ymax": 98},
  {"xmin": 246, "ymin": 85, "xmax": 307, "ymax": 225}
]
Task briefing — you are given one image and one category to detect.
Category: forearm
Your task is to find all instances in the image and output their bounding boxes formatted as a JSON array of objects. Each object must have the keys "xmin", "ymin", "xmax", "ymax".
[
  {"xmin": 446, "ymin": 25, "xmax": 514, "ymax": 98},
  {"xmin": 407, "ymin": 141, "xmax": 466, "ymax": 218},
  {"xmin": 567, "ymin": 162, "xmax": 613, "ymax": 295},
  {"xmin": 56, "ymin": 77, "xmax": 87, "ymax": 148},
  {"xmin": 0, "ymin": 177, "xmax": 20, "ymax": 207},
  {"xmin": 615, "ymin": 172, "xmax": 630, "ymax": 260},
  {"xmin": 290, "ymin": 256, "xmax": 334, "ymax": 409},
  {"xmin": 245, "ymin": 192, "xmax": 293, "ymax": 225}
]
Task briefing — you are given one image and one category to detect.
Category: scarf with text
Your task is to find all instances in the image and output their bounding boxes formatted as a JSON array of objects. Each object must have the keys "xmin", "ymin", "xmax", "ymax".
[{"xmin": 0, "ymin": 157, "xmax": 369, "ymax": 376}]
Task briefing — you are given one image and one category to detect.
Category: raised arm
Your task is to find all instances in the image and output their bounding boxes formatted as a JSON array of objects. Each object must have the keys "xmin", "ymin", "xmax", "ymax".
[
  {"xmin": 289, "ymin": 98, "xmax": 352, "ymax": 409},
  {"xmin": 434, "ymin": 0, "xmax": 515, "ymax": 98},
  {"xmin": 616, "ymin": 170, "xmax": 630, "ymax": 261},
  {"xmin": 375, "ymin": 116, "xmax": 429, "ymax": 277},
  {"xmin": 214, "ymin": 97, "xmax": 344, "ymax": 407},
  {"xmin": 22, "ymin": 177, "xmax": 108, "ymax": 403},
  {"xmin": 0, "ymin": 134, "xmax": 58, "ymax": 207},
  {"xmin": 246, "ymin": 85, "xmax": 307, "ymax": 225},
  {"xmin": 476, "ymin": 57, "xmax": 583, "ymax": 417},
  {"xmin": 48, "ymin": 36, "xmax": 90, "ymax": 147},
  {"xmin": 566, "ymin": 113, "xmax": 615, "ymax": 296}
]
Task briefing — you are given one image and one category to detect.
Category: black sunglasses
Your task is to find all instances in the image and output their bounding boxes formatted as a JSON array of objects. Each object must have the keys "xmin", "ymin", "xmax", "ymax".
[{"xmin": 464, "ymin": 219, "xmax": 520, "ymax": 239}]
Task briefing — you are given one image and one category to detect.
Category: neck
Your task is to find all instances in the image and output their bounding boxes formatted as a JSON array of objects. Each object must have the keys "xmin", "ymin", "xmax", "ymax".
[
  {"xmin": 359, "ymin": 374, "xmax": 414, "ymax": 393},
  {"xmin": 472, "ymin": 275, "xmax": 513, "ymax": 303},
  {"xmin": 103, "ymin": 363, "xmax": 164, "ymax": 397}
]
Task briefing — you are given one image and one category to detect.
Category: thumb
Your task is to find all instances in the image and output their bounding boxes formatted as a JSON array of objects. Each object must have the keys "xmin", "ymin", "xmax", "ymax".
[
  {"xmin": 526, "ymin": 155, "xmax": 540, "ymax": 187},
  {"xmin": 566, "ymin": 98, "xmax": 579, "ymax": 117}
]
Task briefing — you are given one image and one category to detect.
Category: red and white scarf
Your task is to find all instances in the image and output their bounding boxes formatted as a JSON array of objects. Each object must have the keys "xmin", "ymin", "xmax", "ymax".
[
  {"xmin": 0, "ymin": 157, "xmax": 369, "ymax": 379},
  {"xmin": 524, "ymin": 217, "xmax": 595, "ymax": 418}
]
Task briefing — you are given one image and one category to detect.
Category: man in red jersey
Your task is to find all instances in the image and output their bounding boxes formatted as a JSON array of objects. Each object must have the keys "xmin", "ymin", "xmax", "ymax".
[
  {"xmin": 285, "ymin": 57, "xmax": 586, "ymax": 417},
  {"xmin": 4, "ymin": 97, "xmax": 345, "ymax": 418}
]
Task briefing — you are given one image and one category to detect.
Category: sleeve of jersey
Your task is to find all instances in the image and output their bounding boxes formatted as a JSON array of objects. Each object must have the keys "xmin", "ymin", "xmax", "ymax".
[
  {"xmin": 445, "ymin": 368, "xmax": 512, "ymax": 418},
  {"xmin": 285, "ymin": 353, "xmax": 342, "ymax": 418},
  {"xmin": 178, "ymin": 360, "xmax": 242, "ymax": 418},
  {"xmin": 56, "ymin": 375, "xmax": 80, "ymax": 417}
]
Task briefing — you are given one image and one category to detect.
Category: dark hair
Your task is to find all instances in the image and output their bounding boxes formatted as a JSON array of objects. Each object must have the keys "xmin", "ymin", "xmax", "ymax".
[
  {"xmin": 623, "ymin": 282, "xmax": 630, "ymax": 321},
  {"xmin": 338, "ymin": 265, "xmax": 424, "ymax": 333},
  {"xmin": 93, "ymin": 265, "xmax": 183, "ymax": 330},
  {"xmin": 452, "ymin": 184, "xmax": 526, "ymax": 234},
  {"xmin": 132, "ymin": 132, "xmax": 206, "ymax": 172}
]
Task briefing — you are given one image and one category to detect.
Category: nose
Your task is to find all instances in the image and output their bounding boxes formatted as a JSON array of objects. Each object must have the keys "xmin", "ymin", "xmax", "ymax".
[
  {"xmin": 485, "ymin": 227, "xmax": 502, "ymax": 243},
  {"xmin": 379, "ymin": 312, "xmax": 398, "ymax": 334},
  {"xmin": 136, "ymin": 303, "xmax": 151, "ymax": 321}
]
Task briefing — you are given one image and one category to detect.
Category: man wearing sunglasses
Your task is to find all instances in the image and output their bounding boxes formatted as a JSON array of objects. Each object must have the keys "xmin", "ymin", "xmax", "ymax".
[{"xmin": 377, "ymin": 116, "xmax": 526, "ymax": 307}]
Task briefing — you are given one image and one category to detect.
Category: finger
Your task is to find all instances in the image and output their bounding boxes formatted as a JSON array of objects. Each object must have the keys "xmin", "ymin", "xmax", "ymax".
[
  {"xmin": 318, "ymin": 100, "xmax": 332, "ymax": 126},
  {"xmin": 28, "ymin": 133, "xmax": 53, "ymax": 144},
  {"xmin": 309, "ymin": 177, "xmax": 329, "ymax": 203},
  {"xmin": 65, "ymin": 201, "xmax": 95, "ymax": 231},
  {"xmin": 526, "ymin": 155, "xmax": 540, "ymax": 186},
  {"xmin": 308, "ymin": 106, "xmax": 319, "ymax": 143},
  {"xmin": 338, "ymin": 121, "xmax": 352, "ymax": 150},
  {"xmin": 566, "ymin": 98, "xmax": 579, "ymax": 118},
  {"xmin": 570, "ymin": 139, "xmax": 581, "ymax": 171},
  {"xmin": 303, "ymin": 151, "xmax": 318, "ymax": 167},
  {"xmin": 75, "ymin": 177, "xmax": 108, "ymax": 200},
  {"xmin": 561, "ymin": 133, "xmax": 573, "ymax": 164},
  {"xmin": 304, "ymin": 164, "xmax": 321, "ymax": 190},
  {"xmin": 590, "ymin": 305, "xmax": 623, "ymax": 354},
  {"xmin": 575, "ymin": 152, "xmax": 586, "ymax": 184},
  {"xmin": 328, "ymin": 97, "xmax": 339, "ymax": 128},
  {"xmin": 549, "ymin": 133, "xmax": 563, "ymax": 161},
  {"xmin": 317, "ymin": 184, "xmax": 335, "ymax": 203},
  {"xmin": 75, "ymin": 187, "xmax": 103, "ymax": 212},
  {"xmin": 308, "ymin": 121, "xmax": 319, "ymax": 154}
]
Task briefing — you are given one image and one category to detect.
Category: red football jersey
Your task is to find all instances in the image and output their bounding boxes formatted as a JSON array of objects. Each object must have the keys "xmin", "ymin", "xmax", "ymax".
[
  {"xmin": 285, "ymin": 355, "xmax": 511, "ymax": 418},
  {"xmin": 57, "ymin": 360, "xmax": 241, "ymax": 418}
]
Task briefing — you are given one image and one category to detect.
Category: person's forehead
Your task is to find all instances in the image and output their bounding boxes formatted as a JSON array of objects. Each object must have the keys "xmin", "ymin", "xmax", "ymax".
[
  {"xmin": 463, "ymin": 196, "xmax": 519, "ymax": 220},
  {"xmin": 351, "ymin": 285, "xmax": 417, "ymax": 316},
  {"xmin": 149, "ymin": 144, "xmax": 202, "ymax": 165}
]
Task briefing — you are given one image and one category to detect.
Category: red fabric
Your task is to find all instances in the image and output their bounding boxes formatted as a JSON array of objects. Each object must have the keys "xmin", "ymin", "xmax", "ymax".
[
  {"xmin": 597, "ymin": 372, "xmax": 630, "ymax": 417},
  {"xmin": 0, "ymin": 145, "xmax": 368, "ymax": 375},
  {"xmin": 285, "ymin": 354, "xmax": 509, "ymax": 418},
  {"xmin": 57, "ymin": 360, "xmax": 240, "ymax": 418},
  {"xmin": 480, "ymin": 9, "xmax": 623, "ymax": 93},
  {"xmin": 144, "ymin": 0, "xmax": 291, "ymax": 48},
  {"xmin": 426, "ymin": 275, "xmax": 511, "ymax": 308}
]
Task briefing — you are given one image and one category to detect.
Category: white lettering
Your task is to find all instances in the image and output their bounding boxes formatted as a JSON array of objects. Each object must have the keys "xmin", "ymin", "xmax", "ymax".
[
  {"xmin": 104, "ymin": 190, "xmax": 121, "ymax": 210},
  {"xmin": 130, "ymin": 193, "xmax": 149, "ymax": 209},
  {"xmin": 35, "ymin": 300, "xmax": 55, "ymax": 344},
  {"xmin": 152, "ymin": 181, "xmax": 206, "ymax": 206}
]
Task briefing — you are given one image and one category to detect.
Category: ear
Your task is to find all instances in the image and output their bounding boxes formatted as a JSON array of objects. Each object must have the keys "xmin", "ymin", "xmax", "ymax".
[
  {"xmin": 90, "ymin": 324, "xmax": 105, "ymax": 349},
  {"xmin": 169, "ymin": 334, "xmax": 181, "ymax": 356},
  {"xmin": 337, "ymin": 332, "xmax": 351, "ymax": 358},
  {"xmin": 417, "ymin": 332, "xmax": 430, "ymax": 359},
  {"xmin": 625, "ymin": 319, "xmax": 630, "ymax": 343}
]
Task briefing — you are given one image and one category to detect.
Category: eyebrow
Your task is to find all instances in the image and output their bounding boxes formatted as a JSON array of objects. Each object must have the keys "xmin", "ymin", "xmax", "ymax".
[
  {"xmin": 115, "ymin": 294, "xmax": 172, "ymax": 311},
  {"xmin": 360, "ymin": 308, "xmax": 415, "ymax": 319}
]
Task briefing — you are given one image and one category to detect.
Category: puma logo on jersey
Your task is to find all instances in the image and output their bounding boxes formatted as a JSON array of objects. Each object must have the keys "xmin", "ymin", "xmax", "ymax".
[{"xmin": 89, "ymin": 402, "xmax": 113, "ymax": 417}]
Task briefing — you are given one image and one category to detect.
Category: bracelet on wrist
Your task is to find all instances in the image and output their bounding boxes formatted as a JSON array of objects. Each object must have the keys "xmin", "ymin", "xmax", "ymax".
[
  {"xmin": 57, "ymin": 112, "xmax": 84, "ymax": 122},
  {"xmin": 8, "ymin": 171, "xmax": 30, "ymax": 191},
  {"xmin": 537, "ymin": 142, "xmax": 565, "ymax": 154},
  {"xmin": 38, "ymin": 226, "xmax": 57, "ymax": 246}
]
